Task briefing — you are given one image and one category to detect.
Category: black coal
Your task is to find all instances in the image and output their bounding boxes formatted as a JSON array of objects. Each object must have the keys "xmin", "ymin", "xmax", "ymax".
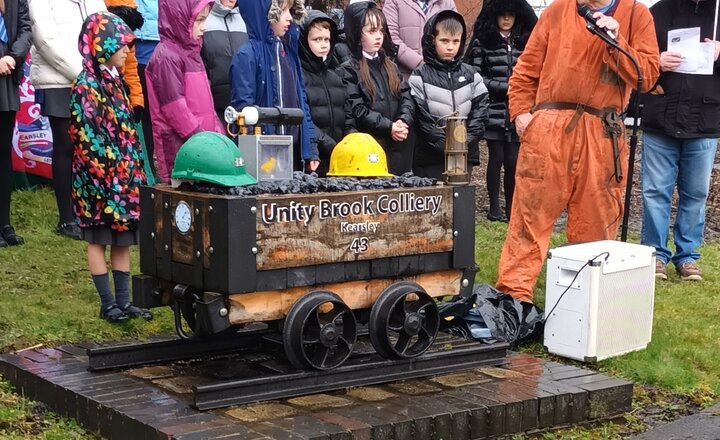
[{"xmin": 176, "ymin": 172, "xmax": 437, "ymax": 196}]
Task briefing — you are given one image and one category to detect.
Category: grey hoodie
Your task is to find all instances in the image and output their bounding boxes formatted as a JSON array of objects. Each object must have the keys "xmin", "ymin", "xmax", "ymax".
[{"xmin": 201, "ymin": 0, "xmax": 248, "ymax": 114}]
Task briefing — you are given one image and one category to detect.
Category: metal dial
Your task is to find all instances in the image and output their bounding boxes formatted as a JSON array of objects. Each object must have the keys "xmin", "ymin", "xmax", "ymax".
[{"xmin": 174, "ymin": 201, "xmax": 192, "ymax": 234}]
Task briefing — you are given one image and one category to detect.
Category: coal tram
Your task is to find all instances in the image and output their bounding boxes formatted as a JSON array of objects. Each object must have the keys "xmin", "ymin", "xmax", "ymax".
[{"xmin": 132, "ymin": 108, "xmax": 478, "ymax": 371}]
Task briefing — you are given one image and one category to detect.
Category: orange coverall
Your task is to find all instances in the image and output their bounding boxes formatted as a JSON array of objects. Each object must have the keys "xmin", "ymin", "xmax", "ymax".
[{"xmin": 496, "ymin": 0, "xmax": 660, "ymax": 303}]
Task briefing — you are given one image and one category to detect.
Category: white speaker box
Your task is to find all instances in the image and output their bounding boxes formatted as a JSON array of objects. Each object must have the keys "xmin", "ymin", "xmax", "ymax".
[{"xmin": 544, "ymin": 240, "xmax": 656, "ymax": 362}]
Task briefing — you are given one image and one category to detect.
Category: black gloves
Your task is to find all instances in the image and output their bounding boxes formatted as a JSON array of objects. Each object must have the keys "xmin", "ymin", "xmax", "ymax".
[{"xmin": 133, "ymin": 106, "xmax": 144, "ymax": 123}]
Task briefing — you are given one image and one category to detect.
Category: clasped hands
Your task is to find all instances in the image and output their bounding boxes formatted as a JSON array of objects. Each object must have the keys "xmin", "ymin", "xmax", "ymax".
[
  {"xmin": 0, "ymin": 56, "xmax": 17, "ymax": 76},
  {"xmin": 391, "ymin": 120, "xmax": 409, "ymax": 142}
]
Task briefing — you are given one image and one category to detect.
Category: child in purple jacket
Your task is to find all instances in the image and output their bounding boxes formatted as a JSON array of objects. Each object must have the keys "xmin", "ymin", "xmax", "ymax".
[{"xmin": 146, "ymin": 0, "xmax": 224, "ymax": 183}]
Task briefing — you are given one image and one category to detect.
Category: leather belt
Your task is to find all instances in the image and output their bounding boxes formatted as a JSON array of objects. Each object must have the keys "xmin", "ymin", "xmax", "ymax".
[
  {"xmin": 532, "ymin": 102, "xmax": 607, "ymax": 118},
  {"xmin": 531, "ymin": 102, "xmax": 624, "ymax": 182}
]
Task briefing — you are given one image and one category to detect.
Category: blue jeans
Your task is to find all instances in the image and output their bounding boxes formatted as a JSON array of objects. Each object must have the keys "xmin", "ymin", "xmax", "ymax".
[{"xmin": 640, "ymin": 132, "xmax": 717, "ymax": 265}]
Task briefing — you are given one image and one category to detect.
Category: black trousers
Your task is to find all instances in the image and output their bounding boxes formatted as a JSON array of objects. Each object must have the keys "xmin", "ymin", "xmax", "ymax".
[
  {"xmin": 50, "ymin": 116, "xmax": 75, "ymax": 225},
  {"xmin": 486, "ymin": 139, "xmax": 520, "ymax": 217},
  {"xmin": 0, "ymin": 111, "xmax": 16, "ymax": 226}
]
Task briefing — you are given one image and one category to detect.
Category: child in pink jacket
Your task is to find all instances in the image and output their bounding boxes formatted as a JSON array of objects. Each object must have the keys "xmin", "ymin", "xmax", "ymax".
[{"xmin": 145, "ymin": 0, "xmax": 224, "ymax": 182}]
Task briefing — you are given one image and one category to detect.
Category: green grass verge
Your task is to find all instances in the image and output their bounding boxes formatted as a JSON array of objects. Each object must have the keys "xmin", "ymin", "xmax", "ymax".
[
  {"xmin": 474, "ymin": 220, "xmax": 720, "ymax": 396},
  {"xmin": 0, "ymin": 188, "xmax": 175, "ymax": 351},
  {"xmin": 0, "ymin": 379, "xmax": 97, "ymax": 439},
  {"xmin": 0, "ymin": 189, "xmax": 718, "ymax": 439}
]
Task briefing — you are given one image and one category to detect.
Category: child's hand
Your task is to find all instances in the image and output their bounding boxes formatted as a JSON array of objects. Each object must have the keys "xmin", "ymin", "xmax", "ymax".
[
  {"xmin": 391, "ymin": 121, "xmax": 408, "ymax": 141},
  {"xmin": 0, "ymin": 57, "xmax": 13, "ymax": 75},
  {"xmin": 307, "ymin": 160, "xmax": 320, "ymax": 172},
  {"xmin": 514, "ymin": 113, "xmax": 534, "ymax": 138}
]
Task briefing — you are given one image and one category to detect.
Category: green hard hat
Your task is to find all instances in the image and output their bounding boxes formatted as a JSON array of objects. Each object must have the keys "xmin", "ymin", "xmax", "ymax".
[{"xmin": 172, "ymin": 132, "xmax": 257, "ymax": 187}]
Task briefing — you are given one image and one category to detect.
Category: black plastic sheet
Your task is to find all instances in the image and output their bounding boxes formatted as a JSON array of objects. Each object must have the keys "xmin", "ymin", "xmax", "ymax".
[{"xmin": 438, "ymin": 284, "xmax": 545, "ymax": 347}]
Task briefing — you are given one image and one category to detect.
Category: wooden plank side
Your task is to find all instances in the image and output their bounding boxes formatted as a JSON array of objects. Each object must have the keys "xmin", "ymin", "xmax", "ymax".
[
  {"xmin": 227, "ymin": 270, "xmax": 461, "ymax": 324},
  {"xmin": 255, "ymin": 187, "xmax": 455, "ymax": 270},
  {"xmin": 154, "ymin": 191, "xmax": 163, "ymax": 258}
]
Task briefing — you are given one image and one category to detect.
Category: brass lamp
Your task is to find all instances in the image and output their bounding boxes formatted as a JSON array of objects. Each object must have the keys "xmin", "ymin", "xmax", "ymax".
[{"xmin": 443, "ymin": 115, "xmax": 469, "ymax": 185}]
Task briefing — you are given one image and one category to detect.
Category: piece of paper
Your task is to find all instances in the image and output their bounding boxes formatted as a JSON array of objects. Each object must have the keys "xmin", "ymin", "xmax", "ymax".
[{"xmin": 667, "ymin": 27, "xmax": 715, "ymax": 75}]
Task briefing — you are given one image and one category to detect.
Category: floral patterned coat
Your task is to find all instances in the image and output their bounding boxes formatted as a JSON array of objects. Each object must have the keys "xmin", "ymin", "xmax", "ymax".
[{"xmin": 69, "ymin": 12, "xmax": 146, "ymax": 231}]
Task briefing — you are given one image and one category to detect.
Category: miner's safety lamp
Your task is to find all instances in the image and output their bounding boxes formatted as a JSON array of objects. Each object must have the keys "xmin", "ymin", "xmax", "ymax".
[{"xmin": 443, "ymin": 115, "xmax": 469, "ymax": 185}]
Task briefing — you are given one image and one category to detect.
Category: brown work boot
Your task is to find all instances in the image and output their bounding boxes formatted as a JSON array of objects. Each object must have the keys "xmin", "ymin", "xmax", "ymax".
[
  {"xmin": 676, "ymin": 261, "xmax": 702, "ymax": 281},
  {"xmin": 655, "ymin": 260, "xmax": 668, "ymax": 280}
]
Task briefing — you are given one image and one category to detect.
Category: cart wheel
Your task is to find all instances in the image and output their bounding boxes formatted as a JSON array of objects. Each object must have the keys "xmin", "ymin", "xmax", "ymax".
[
  {"xmin": 172, "ymin": 285, "xmax": 202, "ymax": 339},
  {"xmin": 181, "ymin": 291, "xmax": 201, "ymax": 331},
  {"xmin": 282, "ymin": 291, "xmax": 357, "ymax": 370},
  {"xmin": 369, "ymin": 281, "xmax": 439, "ymax": 359}
]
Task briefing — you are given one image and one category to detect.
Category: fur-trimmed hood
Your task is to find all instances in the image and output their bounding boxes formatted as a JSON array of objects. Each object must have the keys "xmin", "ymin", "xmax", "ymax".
[
  {"xmin": 268, "ymin": 0, "xmax": 307, "ymax": 24},
  {"xmin": 241, "ymin": 0, "xmax": 306, "ymax": 42},
  {"xmin": 470, "ymin": 0, "xmax": 537, "ymax": 50}
]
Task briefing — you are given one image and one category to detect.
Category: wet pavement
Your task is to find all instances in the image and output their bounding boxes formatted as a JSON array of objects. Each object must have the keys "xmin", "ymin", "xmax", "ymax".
[
  {"xmin": 628, "ymin": 402, "xmax": 720, "ymax": 440},
  {"xmin": 0, "ymin": 337, "xmax": 634, "ymax": 440}
]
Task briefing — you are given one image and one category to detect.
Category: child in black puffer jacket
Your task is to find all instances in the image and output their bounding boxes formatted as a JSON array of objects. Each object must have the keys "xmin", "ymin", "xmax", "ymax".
[
  {"xmin": 299, "ymin": 9, "xmax": 355, "ymax": 176},
  {"xmin": 408, "ymin": 10, "xmax": 489, "ymax": 181}
]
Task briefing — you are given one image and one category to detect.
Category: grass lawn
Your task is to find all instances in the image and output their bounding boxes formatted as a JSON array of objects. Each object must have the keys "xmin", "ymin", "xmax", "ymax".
[{"xmin": 1, "ymin": 188, "xmax": 718, "ymax": 439}]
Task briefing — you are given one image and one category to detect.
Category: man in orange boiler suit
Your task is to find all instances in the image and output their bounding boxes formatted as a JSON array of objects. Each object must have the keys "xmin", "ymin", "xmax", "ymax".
[{"xmin": 496, "ymin": 0, "xmax": 660, "ymax": 303}]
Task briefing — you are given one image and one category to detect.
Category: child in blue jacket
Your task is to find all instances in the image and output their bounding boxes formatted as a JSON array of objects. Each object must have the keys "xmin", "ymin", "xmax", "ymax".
[{"xmin": 231, "ymin": 0, "xmax": 319, "ymax": 173}]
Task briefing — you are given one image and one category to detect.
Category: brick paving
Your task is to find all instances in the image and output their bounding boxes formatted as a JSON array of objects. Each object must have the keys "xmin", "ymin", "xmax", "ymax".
[{"xmin": 0, "ymin": 342, "xmax": 634, "ymax": 440}]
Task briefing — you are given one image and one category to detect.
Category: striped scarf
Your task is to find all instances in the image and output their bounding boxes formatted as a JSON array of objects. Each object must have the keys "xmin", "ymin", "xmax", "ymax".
[
  {"xmin": 416, "ymin": 0, "xmax": 429, "ymax": 14},
  {"xmin": 0, "ymin": 12, "xmax": 8, "ymax": 44}
]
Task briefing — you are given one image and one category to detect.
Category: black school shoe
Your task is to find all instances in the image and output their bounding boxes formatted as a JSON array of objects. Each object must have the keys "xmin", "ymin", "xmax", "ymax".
[
  {"xmin": 100, "ymin": 304, "xmax": 129, "ymax": 323},
  {"xmin": 120, "ymin": 303, "xmax": 154, "ymax": 321},
  {"xmin": 486, "ymin": 213, "xmax": 509, "ymax": 223},
  {"xmin": 56, "ymin": 222, "xmax": 82, "ymax": 240},
  {"xmin": 1, "ymin": 225, "xmax": 24, "ymax": 246}
]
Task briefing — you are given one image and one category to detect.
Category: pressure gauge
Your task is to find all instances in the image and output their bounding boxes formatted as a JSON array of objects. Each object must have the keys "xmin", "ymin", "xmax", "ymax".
[
  {"xmin": 174, "ymin": 201, "xmax": 192, "ymax": 234},
  {"xmin": 224, "ymin": 106, "xmax": 239, "ymax": 124}
]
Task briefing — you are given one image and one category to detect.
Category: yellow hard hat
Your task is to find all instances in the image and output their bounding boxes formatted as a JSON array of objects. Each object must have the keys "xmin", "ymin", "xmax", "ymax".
[{"xmin": 327, "ymin": 133, "xmax": 394, "ymax": 178}]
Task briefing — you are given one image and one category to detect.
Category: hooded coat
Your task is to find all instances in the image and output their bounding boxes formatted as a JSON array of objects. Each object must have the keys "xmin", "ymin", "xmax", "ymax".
[
  {"xmin": 201, "ymin": 0, "xmax": 248, "ymax": 116},
  {"xmin": 0, "ymin": 0, "xmax": 32, "ymax": 112},
  {"xmin": 300, "ymin": 9, "xmax": 354, "ymax": 176},
  {"xmin": 641, "ymin": 0, "xmax": 720, "ymax": 138},
  {"xmin": 145, "ymin": 0, "xmax": 223, "ymax": 183},
  {"xmin": 231, "ymin": 0, "xmax": 319, "ymax": 167},
  {"xmin": 339, "ymin": 1, "xmax": 415, "ymax": 175},
  {"xmin": 69, "ymin": 12, "xmax": 145, "ymax": 231},
  {"xmin": 408, "ymin": 10, "xmax": 489, "ymax": 168},
  {"xmin": 466, "ymin": 0, "xmax": 537, "ymax": 142}
]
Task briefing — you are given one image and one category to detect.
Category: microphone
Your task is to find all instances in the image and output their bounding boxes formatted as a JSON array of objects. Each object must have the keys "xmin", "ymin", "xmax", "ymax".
[{"xmin": 577, "ymin": 3, "xmax": 617, "ymax": 41}]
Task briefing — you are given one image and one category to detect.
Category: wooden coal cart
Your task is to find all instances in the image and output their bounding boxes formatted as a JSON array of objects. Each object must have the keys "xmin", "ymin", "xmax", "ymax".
[{"xmin": 133, "ymin": 183, "xmax": 477, "ymax": 370}]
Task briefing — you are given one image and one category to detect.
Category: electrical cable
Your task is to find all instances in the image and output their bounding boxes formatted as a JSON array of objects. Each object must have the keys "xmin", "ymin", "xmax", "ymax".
[{"xmin": 542, "ymin": 251, "xmax": 610, "ymax": 324}]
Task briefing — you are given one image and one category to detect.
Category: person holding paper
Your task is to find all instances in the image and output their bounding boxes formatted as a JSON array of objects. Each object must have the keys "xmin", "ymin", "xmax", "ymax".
[{"xmin": 640, "ymin": 0, "xmax": 720, "ymax": 281}]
